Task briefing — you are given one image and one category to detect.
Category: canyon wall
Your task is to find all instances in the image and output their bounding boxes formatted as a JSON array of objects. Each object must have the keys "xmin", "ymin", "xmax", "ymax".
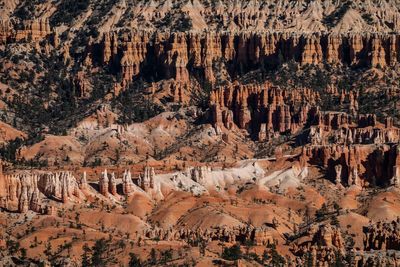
[
  {"xmin": 208, "ymin": 79, "xmax": 400, "ymax": 144},
  {"xmin": 0, "ymin": 170, "xmax": 86, "ymax": 213},
  {"xmin": 97, "ymin": 32, "xmax": 400, "ymax": 87},
  {"xmin": 363, "ymin": 219, "xmax": 400, "ymax": 251},
  {"xmin": 0, "ymin": 19, "xmax": 52, "ymax": 43},
  {"xmin": 210, "ymin": 81, "xmax": 319, "ymax": 139}
]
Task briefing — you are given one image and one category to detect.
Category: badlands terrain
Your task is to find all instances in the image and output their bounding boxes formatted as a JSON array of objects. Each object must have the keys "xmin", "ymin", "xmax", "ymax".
[{"xmin": 2, "ymin": 0, "xmax": 400, "ymax": 266}]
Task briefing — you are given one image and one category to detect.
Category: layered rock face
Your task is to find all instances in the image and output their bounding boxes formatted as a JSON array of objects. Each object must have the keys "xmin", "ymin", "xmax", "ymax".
[
  {"xmin": 0, "ymin": 170, "xmax": 83, "ymax": 213},
  {"xmin": 363, "ymin": 219, "xmax": 400, "ymax": 251},
  {"xmin": 118, "ymin": 32, "xmax": 149, "ymax": 86},
  {"xmin": 210, "ymin": 81, "xmax": 319, "ymax": 139},
  {"xmin": 296, "ymin": 99, "xmax": 400, "ymax": 188},
  {"xmin": 352, "ymin": 251, "xmax": 400, "ymax": 267},
  {"xmin": 139, "ymin": 166, "xmax": 155, "ymax": 191},
  {"xmin": 0, "ymin": 19, "xmax": 52, "ymax": 44},
  {"xmin": 143, "ymin": 225, "xmax": 274, "ymax": 246},
  {"xmin": 38, "ymin": 172, "xmax": 84, "ymax": 203},
  {"xmin": 122, "ymin": 169, "xmax": 136, "ymax": 195},
  {"xmin": 0, "ymin": 20, "xmax": 13, "ymax": 43},
  {"xmin": 314, "ymin": 224, "xmax": 344, "ymax": 250},
  {"xmin": 0, "ymin": 167, "xmax": 144, "ymax": 211},
  {"xmin": 390, "ymin": 146, "xmax": 400, "ymax": 187},
  {"xmin": 188, "ymin": 166, "xmax": 210, "ymax": 184},
  {"xmin": 98, "ymin": 169, "xmax": 141, "ymax": 197},
  {"xmin": 306, "ymin": 112, "xmax": 400, "ymax": 146},
  {"xmin": 292, "ymin": 224, "xmax": 345, "ymax": 266},
  {"xmin": 98, "ymin": 169, "xmax": 118, "ymax": 197},
  {"xmin": 98, "ymin": 32, "xmax": 400, "ymax": 87},
  {"xmin": 302, "ymin": 143, "xmax": 400, "ymax": 188}
]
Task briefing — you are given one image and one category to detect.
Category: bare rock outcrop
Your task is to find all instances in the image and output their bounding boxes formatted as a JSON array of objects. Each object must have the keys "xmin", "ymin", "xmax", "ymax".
[
  {"xmin": 143, "ymin": 225, "xmax": 274, "ymax": 246},
  {"xmin": 391, "ymin": 146, "xmax": 400, "ymax": 187},
  {"xmin": 140, "ymin": 166, "xmax": 155, "ymax": 191},
  {"xmin": 210, "ymin": 82, "xmax": 319, "ymax": 139},
  {"xmin": 188, "ymin": 166, "xmax": 210, "ymax": 184},
  {"xmin": 303, "ymin": 143, "xmax": 400, "ymax": 188},
  {"xmin": 96, "ymin": 32, "xmax": 400, "ymax": 91},
  {"xmin": 122, "ymin": 169, "xmax": 136, "ymax": 195},
  {"xmin": 292, "ymin": 224, "xmax": 345, "ymax": 266},
  {"xmin": 363, "ymin": 218, "xmax": 400, "ymax": 251},
  {"xmin": 0, "ymin": 171, "xmax": 84, "ymax": 213},
  {"xmin": 99, "ymin": 169, "xmax": 109, "ymax": 197}
]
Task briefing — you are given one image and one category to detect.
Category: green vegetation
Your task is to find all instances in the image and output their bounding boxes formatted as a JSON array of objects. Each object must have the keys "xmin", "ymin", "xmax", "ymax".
[
  {"xmin": 221, "ymin": 244, "xmax": 242, "ymax": 261},
  {"xmin": 315, "ymin": 203, "xmax": 329, "ymax": 220},
  {"xmin": 322, "ymin": 1, "xmax": 352, "ymax": 27},
  {"xmin": 0, "ymin": 137, "xmax": 23, "ymax": 162},
  {"xmin": 91, "ymin": 238, "xmax": 109, "ymax": 266},
  {"xmin": 269, "ymin": 245, "xmax": 286, "ymax": 267},
  {"xmin": 13, "ymin": 0, "xmax": 46, "ymax": 20},
  {"xmin": 50, "ymin": 0, "xmax": 90, "ymax": 26},
  {"xmin": 78, "ymin": 238, "xmax": 115, "ymax": 266},
  {"xmin": 362, "ymin": 13, "xmax": 374, "ymax": 25},
  {"xmin": 155, "ymin": 9, "xmax": 193, "ymax": 32},
  {"xmin": 129, "ymin": 253, "xmax": 142, "ymax": 267},
  {"xmin": 114, "ymin": 80, "xmax": 165, "ymax": 124},
  {"xmin": 6, "ymin": 239, "xmax": 20, "ymax": 255}
]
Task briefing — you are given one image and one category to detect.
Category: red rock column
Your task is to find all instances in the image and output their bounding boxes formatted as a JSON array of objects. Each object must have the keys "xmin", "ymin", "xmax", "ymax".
[
  {"xmin": 99, "ymin": 169, "xmax": 109, "ymax": 196},
  {"xmin": 391, "ymin": 146, "xmax": 400, "ymax": 187}
]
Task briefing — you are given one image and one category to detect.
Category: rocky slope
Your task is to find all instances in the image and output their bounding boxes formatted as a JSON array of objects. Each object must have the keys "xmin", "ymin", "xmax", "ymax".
[
  {"xmin": 2, "ymin": 0, "xmax": 400, "ymax": 266},
  {"xmin": 3, "ymin": 0, "xmax": 400, "ymax": 33}
]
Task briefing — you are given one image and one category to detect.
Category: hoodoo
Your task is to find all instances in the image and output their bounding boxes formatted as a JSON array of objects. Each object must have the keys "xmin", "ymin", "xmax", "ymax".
[{"xmin": 2, "ymin": 1, "xmax": 400, "ymax": 266}]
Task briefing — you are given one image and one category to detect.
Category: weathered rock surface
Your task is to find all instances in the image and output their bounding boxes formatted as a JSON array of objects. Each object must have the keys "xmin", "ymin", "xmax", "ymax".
[
  {"xmin": 210, "ymin": 81, "xmax": 319, "ymax": 138},
  {"xmin": 97, "ymin": 32, "xmax": 400, "ymax": 87},
  {"xmin": 0, "ymin": 170, "xmax": 83, "ymax": 213},
  {"xmin": 363, "ymin": 218, "xmax": 400, "ymax": 251},
  {"xmin": 292, "ymin": 224, "xmax": 345, "ymax": 266},
  {"xmin": 0, "ymin": 18, "xmax": 52, "ymax": 44},
  {"xmin": 2, "ymin": 1, "xmax": 400, "ymax": 266},
  {"xmin": 303, "ymin": 144, "xmax": 400, "ymax": 187}
]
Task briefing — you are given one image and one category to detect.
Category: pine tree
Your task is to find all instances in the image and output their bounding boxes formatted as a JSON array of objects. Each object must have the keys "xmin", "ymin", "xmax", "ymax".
[
  {"xmin": 149, "ymin": 248, "xmax": 157, "ymax": 265},
  {"xmin": 129, "ymin": 253, "xmax": 141, "ymax": 267},
  {"xmin": 221, "ymin": 244, "xmax": 242, "ymax": 261},
  {"xmin": 270, "ymin": 247, "xmax": 286, "ymax": 267},
  {"xmin": 91, "ymin": 238, "xmax": 108, "ymax": 266},
  {"xmin": 81, "ymin": 243, "xmax": 91, "ymax": 266}
]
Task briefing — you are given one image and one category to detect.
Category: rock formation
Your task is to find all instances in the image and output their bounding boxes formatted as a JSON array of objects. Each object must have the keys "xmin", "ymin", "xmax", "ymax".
[
  {"xmin": 209, "ymin": 82, "xmax": 319, "ymax": 138},
  {"xmin": 3, "ymin": 1, "xmax": 400, "ymax": 265},
  {"xmin": 122, "ymin": 169, "xmax": 135, "ymax": 195},
  {"xmin": 0, "ymin": 20, "xmax": 13, "ymax": 44},
  {"xmin": 291, "ymin": 223, "xmax": 345, "ymax": 266},
  {"xmin": 0, "ymin": 171, "xmax": 83, "ymax": 213},
  {"xmin": 189, "ymin": 166, "xmax": 210, "ymax": 184},
  {"xmin": 363, "ymin": 218, "xmax": 400, "ymax": 251},
  {"xmin": 96, "ymin": 32, "xmax": 399, "ymax": 89},
  {"xmin": 163, "ymin": 33, "xmax": 189, "ymax": 82},
  {"xmin": 335, "ymin": 164, "xmax": 342, "ymax": 186},
  {"xmin": 1, "ymin": 19, "xmax": 52, "ymax": 44},
  {"xmin": 303, "ymin": 143, "xmax": 400, "ymax": 188},
  {"xmin": 119, "ymin": 32, "xmax": 149, "ymax": 86},
  {"xmin": 143, "ymin": 225, "xmax": 274, "ymax": 246},
  {"xmin": 140, "ymin": 166, "xmax": 155, "ymax": 191},
  {"xmin": 79, "ymin": 172, "xmax": 88, "ymax": 190},
  {"xmin": 391, "ymin": 146, "xmax": 400, "ymax": 188},
  {"xmin": 301, "ymin": 35, "xmax": 323, "ymax": 65},
  {"xmin": 108, "ymin": 172, "xmax": 117, "ymax": 196},
  {"xmin": 99, "ymin": 169, "xmax": 109, "ymax": 196}
]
